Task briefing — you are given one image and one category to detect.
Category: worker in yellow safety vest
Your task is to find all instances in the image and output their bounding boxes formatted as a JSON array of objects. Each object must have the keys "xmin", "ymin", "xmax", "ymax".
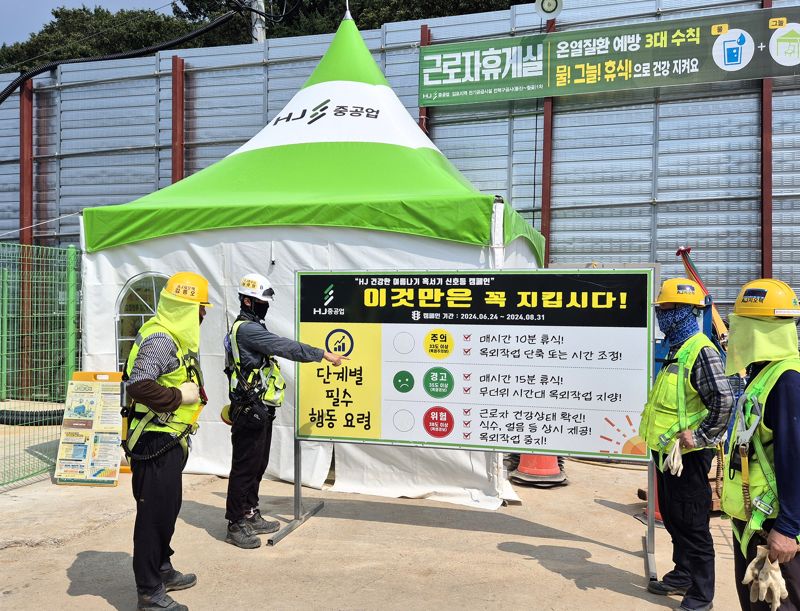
[
  {"xmin": 722, "ymin": 279, "xmax": 800, "ymax": 611},
  {"xmin": 123, "ymin": 271, "xmax": 211, "ymax": 611},
  {"xmin": 640, "ymin": 278, "xmax": 734, "ymax": 611}
]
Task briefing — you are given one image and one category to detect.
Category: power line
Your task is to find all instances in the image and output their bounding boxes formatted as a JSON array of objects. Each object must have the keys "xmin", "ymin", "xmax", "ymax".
[
  {"xmin": 1, "ymin": 1, "xmax": 177, "ymax": 72},
  {"xmin": 0, "ymin": 9, "xmax": 239, "ymax": 106}
]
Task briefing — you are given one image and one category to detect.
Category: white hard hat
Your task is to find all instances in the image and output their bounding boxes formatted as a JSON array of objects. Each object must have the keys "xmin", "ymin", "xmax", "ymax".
[{"xmin": 238, "ymin": 273, "xmax": 275, "ymax": 301}]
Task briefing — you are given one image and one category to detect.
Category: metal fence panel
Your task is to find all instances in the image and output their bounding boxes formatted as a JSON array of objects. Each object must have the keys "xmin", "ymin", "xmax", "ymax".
[
  {"xmin": 773, "ymin": 88, "xmax": 800, "ymax": 290},
  {"xmin": 0, "ymin": 74, "xmax": 19, "ymax": 241},
  {"xmin": 552, "ymin": 104, "xmax": 655, "ymax": 209},
  {"xmin": 656, "ymin": 93, "xmax": 761, "ymax": 307},
  {"xmin": 551, "ymin": 204, "xmax": 654, "ymax": 264},
  {"xmin": 434, "ymin": 119, "xmax": 510, "ymax": 196},
  {"xmin": 0, "ymin": 243, "xmax": 80, "ymax": 490},
  {"xmin": 511, "ymin": 110, "xmax": 544, "ymax": 227},
  {"xmin": 55, "ymin": 57, "xmax": 159, "ymax": 243}
]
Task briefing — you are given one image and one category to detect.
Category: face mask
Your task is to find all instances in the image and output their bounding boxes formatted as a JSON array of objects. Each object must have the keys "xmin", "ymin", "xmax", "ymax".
[
  {"xmin": 655, "ymin": 305, "xmax": 699, "ymax": 345},
  {"xmin": 252, "ymin": 299, "xmax": 269, "ymax": 320}
]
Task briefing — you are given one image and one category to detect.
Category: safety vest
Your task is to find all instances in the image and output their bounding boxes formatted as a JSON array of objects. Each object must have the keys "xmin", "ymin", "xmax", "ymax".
[
  {"xmin": 124, "ymin": 321, "xmax": 205, "ymax": 457},
  {"xmin": 640, "ymin": 333, "xmax": 716, "ymax": 463},
  {"xmin": 228, "ymin": 320, "xmax": 286, "ymax": 407},
  {"xmin": 722, "ymin": 358, "xmax": 800, "ymax": 554}
]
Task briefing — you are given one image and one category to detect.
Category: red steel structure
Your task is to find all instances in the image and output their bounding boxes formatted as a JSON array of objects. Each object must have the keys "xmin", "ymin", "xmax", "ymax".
[{"xmin": 172, "ymin": 55, "xmax": 186, "ymax": 184}]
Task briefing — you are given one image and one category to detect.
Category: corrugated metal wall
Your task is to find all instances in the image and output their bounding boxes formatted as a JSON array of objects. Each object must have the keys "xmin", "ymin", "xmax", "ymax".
[
  {"xmin": 0, "ymin": 73, "xmax": 19, "ymax": 239},
  {"xmin": 0, "ymin": 0, "xmax": 797, "ymax": 305},
  {"xmin": 773, "ymin": 75, "xmax": 800, "ymax": 291}
]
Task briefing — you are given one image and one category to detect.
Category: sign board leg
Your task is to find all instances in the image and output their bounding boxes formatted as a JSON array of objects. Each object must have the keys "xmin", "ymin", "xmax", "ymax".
[
  {"xmin": 267, "ymin": 436, "xmax": 324, "ymax": 546},
  {"xmin": 644, "ymin": 458, "xmax": 658, "ymax": 580}
]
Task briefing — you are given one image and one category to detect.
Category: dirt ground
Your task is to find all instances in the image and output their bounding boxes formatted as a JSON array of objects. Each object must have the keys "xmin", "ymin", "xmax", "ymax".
[{"xmin": 0, "ymin": 458, "xmax": 739, "ymax": 611}]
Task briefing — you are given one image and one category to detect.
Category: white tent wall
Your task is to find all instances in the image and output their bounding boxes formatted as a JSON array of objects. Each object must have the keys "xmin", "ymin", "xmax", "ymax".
[{"xmin": 81, "ymin": 223, "xmax": 538, "ymax": 508}]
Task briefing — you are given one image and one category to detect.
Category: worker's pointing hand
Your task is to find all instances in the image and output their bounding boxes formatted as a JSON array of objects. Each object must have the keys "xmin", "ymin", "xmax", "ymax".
[{"xmin": 324, "ymin": 351, "xmax": 349, "ymax": 367}]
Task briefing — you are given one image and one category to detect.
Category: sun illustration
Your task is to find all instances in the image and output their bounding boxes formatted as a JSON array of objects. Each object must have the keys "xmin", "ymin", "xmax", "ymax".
[{"xmin": 599, "ymin": 415, "xmax": 646, "ymax": 456}]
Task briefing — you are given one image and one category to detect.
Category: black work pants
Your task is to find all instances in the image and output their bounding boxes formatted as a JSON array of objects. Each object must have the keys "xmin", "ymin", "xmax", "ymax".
[
  {"xmin": 225, "ymin": 406, "xmax": 275, "ymax": 522},
  {"xmin": 653, "ymin": 448, "xmax": 716, "ymax": 609},
  {"xmin": 131, "ymin": 433, "xmax": 186, "ymax": 596},
  {"xmin": 733, "ymin": 519, "xmax": 800, "ymax": 610}
]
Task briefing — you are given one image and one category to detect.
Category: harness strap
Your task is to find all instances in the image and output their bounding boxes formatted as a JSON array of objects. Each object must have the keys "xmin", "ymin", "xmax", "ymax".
[
  {"xmin": 731, "ymin": 361, "xmax": 800, "ymax": 553},
  {"xmin": 127, "ymin": 409, "xmax": 155, "ymax": 451}
]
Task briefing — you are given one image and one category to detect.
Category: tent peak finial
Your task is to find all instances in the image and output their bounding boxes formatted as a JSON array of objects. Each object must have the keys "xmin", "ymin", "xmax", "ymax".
[{"xmin": 344, "ymin": 0, "xmax": 352, "ymax": 20}]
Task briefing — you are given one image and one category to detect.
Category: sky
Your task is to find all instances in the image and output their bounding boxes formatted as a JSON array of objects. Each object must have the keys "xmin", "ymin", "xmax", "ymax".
[{"xmin": 0, "ymin": 1, "xmax": 176, "ymax": 46}]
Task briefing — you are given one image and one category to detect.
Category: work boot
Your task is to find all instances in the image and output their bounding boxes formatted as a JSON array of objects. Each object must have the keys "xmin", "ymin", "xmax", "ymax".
[
  {"xmin": 162, "ymin": 569, "xmax": 197, "ymax": 592},
  {"xmin": 137, "ymin": 592, "xmax": 188, "ymax": 611},
  {"xmin": 225, "ymin": 519, "xmax": 261, "ymax": 549},
  {"xmin": 647, "ymin": 580, "xmax": 688, "ymax": 596},
  {"xmin": 246, "ymin": 509, "xmax": 280, "ymax": 535}
]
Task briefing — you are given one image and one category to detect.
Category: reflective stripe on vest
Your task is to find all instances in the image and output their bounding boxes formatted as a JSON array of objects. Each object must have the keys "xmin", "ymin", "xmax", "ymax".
[
  {"xmin": 229, "ymin": 320, "xmax": 286, "ymax": 407},
  {"xmin": 125, "ymin": 323, "xmax": 205, "ymax": 453},
  {"xmin": 640, "ymin": 333, "xmax": 716, "ymax": 460},
  {"xmin": 722, "ymin": 358, "xmax": 800, "ymax": 554}
]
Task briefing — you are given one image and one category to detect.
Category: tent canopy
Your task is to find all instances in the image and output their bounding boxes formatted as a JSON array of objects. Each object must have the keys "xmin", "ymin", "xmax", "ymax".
[{"xmin": 82, "ymin": 17, "xmax": 544, "ymax": 265}]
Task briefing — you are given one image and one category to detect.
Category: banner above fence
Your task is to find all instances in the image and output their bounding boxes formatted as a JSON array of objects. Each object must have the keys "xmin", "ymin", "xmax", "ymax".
[
  {"xmin": 418, "ymin": 7, "xmax": 800, "ymax": 106},
  {"xmin": 296, "ymin": 270, "xmax": 653, "ymax": 461}
]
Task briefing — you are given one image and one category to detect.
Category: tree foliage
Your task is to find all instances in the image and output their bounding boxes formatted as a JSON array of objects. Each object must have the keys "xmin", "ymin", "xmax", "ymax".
[
  {"xmin": 1, "ymin": 7, "xmax": 190, "ymax": 72},
  {"xmin": 1, "ymin": 1, "xmax": 520, "ymax": 73}
]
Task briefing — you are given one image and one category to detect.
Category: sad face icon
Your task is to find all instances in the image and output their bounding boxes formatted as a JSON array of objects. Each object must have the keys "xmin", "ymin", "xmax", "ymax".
[{"xmin": 392, "ymin": 371, "xmax": 415, "ymax": 393}]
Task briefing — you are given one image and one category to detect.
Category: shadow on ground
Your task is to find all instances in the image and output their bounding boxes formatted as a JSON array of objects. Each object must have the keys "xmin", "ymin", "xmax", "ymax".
[
  {"xmin": 66, "ymin": 550, "xmax": 133, "ymax": 610},
  {"xmin": 594, "ymin": 497, "xmax": 644, "ymax": 517},
  {"xmin": 180, "ymin": 495, "xmax": 639, "ymax": 557},
  {"xmin": 498, "ymin": 541, "xmax": 674, "ymax": 609}
]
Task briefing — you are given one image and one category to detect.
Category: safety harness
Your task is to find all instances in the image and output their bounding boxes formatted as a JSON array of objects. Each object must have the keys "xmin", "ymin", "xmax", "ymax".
[
  {"xmin": 726, "ymin": 360, "xmax": 800, "ymax": 552},
  {"xmin": 225, "ymin": 320, "xmax": 285, "ymax": 417},
  {"xmin": 645, "ymin": 334, "xmax": 712, "ymax": 470},
  {"xmin": 121, "ymin": 335, "xmax": 207, "ymax": 462}
]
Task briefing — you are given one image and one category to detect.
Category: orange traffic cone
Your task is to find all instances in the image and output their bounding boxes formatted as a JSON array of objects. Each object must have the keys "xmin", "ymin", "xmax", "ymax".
[
  {"xmin": 510, "ymin": 454, "xmax": 567, "ymax": 487},
  {"xmin": 635, "ymin": 472, "xmax": 664, "ymax": 527},
  {"xmin": 651, "ymin": 481, "xmax": 664, "ymax": 523}
]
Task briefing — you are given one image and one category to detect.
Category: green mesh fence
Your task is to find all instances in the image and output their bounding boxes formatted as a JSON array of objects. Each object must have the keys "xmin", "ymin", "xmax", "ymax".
[{"xmin": 0, "ymin": 243, "xmax": 80, "ymax": 490}]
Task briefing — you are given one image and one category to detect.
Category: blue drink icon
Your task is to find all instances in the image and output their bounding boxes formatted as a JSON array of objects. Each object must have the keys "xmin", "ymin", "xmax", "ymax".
[
  {"xmin": 723, "ymin": 33, "xmax": 747, "ymax": 66},
  {"xmin": 724, "ymin": 41, "xmax": 741, "ymax": 65}
]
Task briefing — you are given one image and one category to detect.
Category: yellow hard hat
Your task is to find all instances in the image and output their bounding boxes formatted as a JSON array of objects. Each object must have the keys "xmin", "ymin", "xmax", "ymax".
[
  {"xmin": 733, "ymin": 279, "xmax": 800, "ymax": 318},
  {"xmin": 221, "ymin": 404, "xmax": 233, "ymax": 426},
  {"xmin": 165, "ymin": 271, "xmax": 212, "ymax": 306},
  {"xmin": 654, "ymin": 278, "xmax": 706, "ymax": 307}
]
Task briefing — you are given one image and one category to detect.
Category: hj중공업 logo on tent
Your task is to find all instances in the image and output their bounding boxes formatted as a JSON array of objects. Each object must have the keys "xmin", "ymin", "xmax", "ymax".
[{"xmin": 271, "ymin": 100, "xmax": 381, "ymax": 126}]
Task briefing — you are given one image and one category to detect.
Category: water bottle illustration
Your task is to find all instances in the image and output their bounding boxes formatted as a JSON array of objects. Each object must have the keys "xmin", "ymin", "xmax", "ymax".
[{"xmin": 724, "ymin": 33, "xmax": 747, "ymax": 66}]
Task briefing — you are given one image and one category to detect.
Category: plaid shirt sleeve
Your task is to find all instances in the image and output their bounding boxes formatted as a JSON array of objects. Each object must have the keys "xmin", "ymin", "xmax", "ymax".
[
  {"xmin": 126, "ymin": 333, "xmax": 180, "ymax": 384},
  {"xmin": 690, "ymin": 345, "xmax": 735, "ymax": 448}
]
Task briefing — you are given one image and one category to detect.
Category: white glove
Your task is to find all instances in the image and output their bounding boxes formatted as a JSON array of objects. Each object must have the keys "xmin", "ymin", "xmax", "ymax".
[
  {"xmin": 178, "ymin": 382, "xmax": 200, "ymax": 405},
  {"xmin": 758, "ymin": 555, "xmax": 788, "ymax": 611},
  {"xmin": 743, "ymin": 545, "xmax": 770, "ymax": 603},
  {"xmin": 663, "ymin": 441, "xmax": 683, "ymax": 477}
]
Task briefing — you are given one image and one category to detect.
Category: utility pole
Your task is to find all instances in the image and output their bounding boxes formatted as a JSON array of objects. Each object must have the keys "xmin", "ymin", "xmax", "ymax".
[{"xmin": 251, "ymin": 0, "xmax": 266, "ymax": 43}]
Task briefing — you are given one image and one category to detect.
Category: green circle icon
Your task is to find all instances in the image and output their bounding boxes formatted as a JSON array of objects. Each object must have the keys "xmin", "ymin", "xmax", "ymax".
[
  {"xmin": 393, "ymin": 370, "xmax": 415, "ymax": 393},
  {"xmin": 424, "ymin": 367, "xmax": 454, "ymax": 399}
]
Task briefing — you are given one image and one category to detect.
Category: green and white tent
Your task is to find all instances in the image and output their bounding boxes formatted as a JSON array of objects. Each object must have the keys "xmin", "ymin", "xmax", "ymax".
[{"xmin": 81, "ymin": 14, "xmax": 543, "ymax": 508}]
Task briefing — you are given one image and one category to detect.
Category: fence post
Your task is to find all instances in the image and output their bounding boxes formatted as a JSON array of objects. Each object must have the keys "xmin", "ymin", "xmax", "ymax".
[
  {"xmin": 65, "ymin": 246, "xmax": 78, "ymax": 392},
  {"xmin": 0, "ymin": 267, "xmax": 7, "ymax": 400}
]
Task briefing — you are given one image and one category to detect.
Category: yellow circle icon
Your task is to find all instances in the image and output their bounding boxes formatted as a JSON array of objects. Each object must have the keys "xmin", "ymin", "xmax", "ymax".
[{"xmin": 424, "ymin": 328, "xmax": 453, "ymax": 360}]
